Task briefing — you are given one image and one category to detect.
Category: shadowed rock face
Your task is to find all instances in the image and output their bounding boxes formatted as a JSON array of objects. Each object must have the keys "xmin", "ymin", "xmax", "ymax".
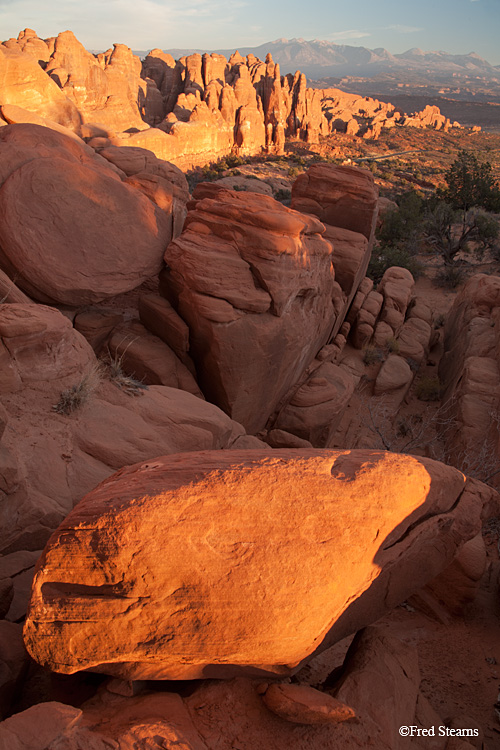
[
  {"xmin": 0, "ymin": 304, "xmax": 247, "ymax": 555},
  {"xmin": 24, "ymin": 448, "xmax": 494, "ymax": 680},
  {"xmin": 0, "ymin": 124, "xmax": 172, "ymax": 305},
  {"xmin": 164, "ymin": 184, "xmax": 339, "ymax": 433},
  {"xmin": 439, "ymin": 274, "xmax": 500, "ymax": 480},
  {"xmin": 291, "ymin": 164, "xmax": 379, "ymax": 242}
]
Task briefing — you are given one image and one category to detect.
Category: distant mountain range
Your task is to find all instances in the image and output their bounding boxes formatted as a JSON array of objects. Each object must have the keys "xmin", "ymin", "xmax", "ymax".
[
  {"xmin": 134, "ymin": 37, "xmax": 500, "ymax": 81},
  {"xmin": 132, "ymin": 38, "xmax": 500, "ymax": 109}
]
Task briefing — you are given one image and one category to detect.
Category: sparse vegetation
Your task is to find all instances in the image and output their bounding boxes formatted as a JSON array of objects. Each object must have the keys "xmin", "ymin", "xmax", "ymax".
[
  {"xmin": 53, "ymin": 363, "xmax": 103, "ymax": 415},
  {"xmin": 367, "ymin": 246, "xmax": 424, "ymax": 284},
  {"xmin": 274, "ymin": 188, "xmax": 291, "ymax": 203},
  {"xmin": 362, "ymin": 346, "xmax": 385, "ymax": 366},
  {"xmin": 104, "ymin": 346, "xmax": 148, "ymax": 397},
  {"xmin": 439, "ymin": 150, "xmax": 500, "ymax": 214},
  {"xmin": 377, "ymin": 190, "xmax": 425, "ymax": 250},
  {"xmin": 415, "ymin": 375, "xmax": 441, "ymax": 401},
  {"xmin": 433, "ymin": 265, "xmax": 465, "ymax": 289},
  {"xmin": 386, "ymin": 336, "xmax": 400, "ymax": 354},
  {"xmin": 424, "ymin": 202, "xmax": 499, "ymax": 266}
]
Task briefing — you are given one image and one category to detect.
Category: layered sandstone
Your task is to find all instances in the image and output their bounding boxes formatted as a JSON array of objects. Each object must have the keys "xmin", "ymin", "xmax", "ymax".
[
  {"xmin": 439, "ymin": 274, "xmax": 500, "ymax": 483},
  {"xmin": 163, "ymin": 183, "xmax": 340, "ymax": 433}
]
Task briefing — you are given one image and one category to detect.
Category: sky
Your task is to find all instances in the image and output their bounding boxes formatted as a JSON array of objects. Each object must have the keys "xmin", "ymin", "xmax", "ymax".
[{"xmin": 1, "ymin": 0, "xmax": 499, "ymax": 65}]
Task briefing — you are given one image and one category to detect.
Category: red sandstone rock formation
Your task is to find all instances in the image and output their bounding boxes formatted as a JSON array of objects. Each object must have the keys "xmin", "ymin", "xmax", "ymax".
[
  {"xmin": 24, "ymin": 449, "xmax": 493, "ymax": 680},
  {"xmin": 0, "ymin": 124, "xmax": 180, "ymax": 305},
  {"xmin": 163, "ymin": 184, "xmax": 339, "ymax": 433},
  {"xmin": 1, "ymin": 28, "xmax": 456, "ymax": 168},
  {"xmin": 0, "ymin": 303, "xmax": 248, "ymax": 554},
  {"xmin": 439, "ymin": 274, "xmax": 500, "ymax": 484},
  {"xmin": 0, "ymin": 40, "xmax": 81, "ymax": 131}
]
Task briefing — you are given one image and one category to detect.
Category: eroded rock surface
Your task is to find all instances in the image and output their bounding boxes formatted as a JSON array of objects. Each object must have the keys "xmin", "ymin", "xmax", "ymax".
[
  {"xmin": 439, "ymin": 274, "xmax": 500, "ymax": 484},
  {"xmin": 0, "ymin": 304, "xmax": 246, "ymax": 554},
  {"xmin": 163, "ymin": 184, "xmax": 339, "ymax": 433},
  {"xmin": 24, "ymin": 448, "xmax": 492, "ymax": 680}
]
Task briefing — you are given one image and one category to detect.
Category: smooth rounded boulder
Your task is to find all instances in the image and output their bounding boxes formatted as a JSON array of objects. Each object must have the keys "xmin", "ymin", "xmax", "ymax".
[
  {"xmin": 23, "ymin": 449, "xmax": 494, "ymax": 680},
  {"xmin": 0, "ymin": 124, "xmax": 171, "ymax": 305}
]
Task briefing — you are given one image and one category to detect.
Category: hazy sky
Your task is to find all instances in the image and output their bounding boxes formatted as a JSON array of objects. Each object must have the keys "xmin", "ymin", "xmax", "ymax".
[{"xmin": 1, "ymin": 0, "xmax": 499, "ymax": 64}]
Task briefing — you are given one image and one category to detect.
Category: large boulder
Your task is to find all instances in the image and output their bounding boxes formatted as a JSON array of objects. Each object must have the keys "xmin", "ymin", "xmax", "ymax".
[
  {"xmin": 291, "ymin": 164, "xmax": 379, "ymax": 242},
  {"xmin": 24, "ymin": 448, "xmax": 495, "ymax": 680},
  {"xmin": 163, "ymin": 184, "xmax": 340, "ymax": 433},
  {"xmin": 0, "ymin": 124, "xmax": 171, "ymax": 305}
]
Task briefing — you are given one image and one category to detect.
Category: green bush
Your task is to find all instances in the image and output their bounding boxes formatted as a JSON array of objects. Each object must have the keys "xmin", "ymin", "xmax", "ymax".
[
  {"xmin": 275, "ymin": 188, "xmax": 291, "ymax": 202},
  {"xmin": 377, "ymin": 189, "xmax": 425, "ymax": 248},
  {"xmin": 433, "ymin": 266, "xmax": 465, "ymax": 289},
  {"xmin": 367, "ymin": 246, "xmax": 424, "ymax": 285},
  {"xmin": 441, "ymin": 150, "xmax": 500, "ymax": 213}
]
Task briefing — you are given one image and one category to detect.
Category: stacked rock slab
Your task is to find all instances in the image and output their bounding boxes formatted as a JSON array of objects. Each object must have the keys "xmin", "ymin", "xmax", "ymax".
[
  {"xmin": 265, "ymin": 165, "xmax": 378, "ymax": 444},
  {"xmin": 24, "ymin": 448, "xmax": 494, "ymax": 680},
  {"xmin": 291, "ymin": 164, "xmax": 379, "ymax": 332},
  {"xmin": 439, "ymin": 274, "xmax": 500, "ymax": 480},
  {"xmin": 163, "ymin": 183, "xmax": 340, "ymax": 433}
]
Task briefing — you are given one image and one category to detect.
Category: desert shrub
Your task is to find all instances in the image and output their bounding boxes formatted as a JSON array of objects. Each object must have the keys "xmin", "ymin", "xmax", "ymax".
[
  {"xmin": 441, "ymin": 150, "xmax": 500, "ymax": 213},
  {"xmin": 406, "ymin": 357, "xmax": 420, "ymax": 373},
  {"xmin": 424, "ymin": 202, "xmax": 499, "ymax": 266},
  {"xmin": 288, "ymin": 166, "xmax": 299, "ymax": 178},
  {"xmin": 415, "ymin": 376, "xmax": 441, "ymax": 401},
  {"xmin": 53, "ymin": 363, "xmax": 103, "ymax": 414},
  {"xmin": 433, "ymin": 265, "xmax": 465, "ymax": 289},
  {"xmin": 363, "ymin": 346, "xmax": 385, "ymax": 366},
  {"xmin": 377, "ymin": 189, "xmax": 425, "ymax": 248},
  {"xmin": 274, "ymin": 188, "xmax": 291, "ymax": 202},
  {"xmin": 224, "ymin": 154, "xmax": 245, "ymax": 168},
  {"xmin": 104, "ymin": 346, "xmax": 148, "ymax": 397},
  {"xmin": 386, "ymin": 336, "xmax": 400, "ymax": 354},
  {"xmin": 200, "ymin": 166, "xmax": 218, "ymax": 181},
  {"xmin": 367, "ymin": 246, "xmax": 424, "ymax": 284},
  {"xmin": 433, "ymin": 313, "xmax": 446, "ymax": 328}
]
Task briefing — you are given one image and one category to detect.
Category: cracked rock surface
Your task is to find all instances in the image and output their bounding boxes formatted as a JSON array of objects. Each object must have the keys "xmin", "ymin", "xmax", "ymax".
[{"xmin": 24, "ymin": 448, "xmax": 494, "ymax": 680}]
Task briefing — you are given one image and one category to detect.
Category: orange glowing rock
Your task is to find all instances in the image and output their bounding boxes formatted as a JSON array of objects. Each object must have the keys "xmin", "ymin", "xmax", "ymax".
[{"xmin": 24, "ymin": 449, "xmax": 491, "ymax": 680}]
